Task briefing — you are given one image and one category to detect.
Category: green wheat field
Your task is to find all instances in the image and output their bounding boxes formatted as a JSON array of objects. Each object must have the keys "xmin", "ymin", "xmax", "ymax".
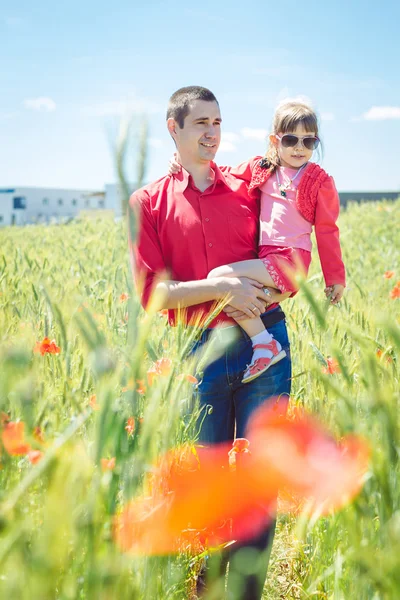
[{"xmin": 0, "ymin": 197, "xmax": 399, "ymax": 600}]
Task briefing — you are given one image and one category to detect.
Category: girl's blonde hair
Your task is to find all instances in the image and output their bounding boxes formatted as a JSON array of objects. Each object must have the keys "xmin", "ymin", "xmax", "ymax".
[{"xmin": 265, "ymin": 100, "xmax": 320, "ymax": 167}]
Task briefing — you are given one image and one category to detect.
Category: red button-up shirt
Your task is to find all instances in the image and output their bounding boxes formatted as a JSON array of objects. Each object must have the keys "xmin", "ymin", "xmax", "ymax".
[{"xmin": 130, "ymin": 159, "xmax": 273, "ymax": 327}]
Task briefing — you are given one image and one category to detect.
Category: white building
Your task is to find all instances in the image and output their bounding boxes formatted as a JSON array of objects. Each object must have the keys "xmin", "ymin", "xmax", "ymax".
[
  {"xmin": 104, "ymin": 183, "xmax": 136, "ymax": 219},
  {"xmin": 0, "ymin": 184, "xmax": 136, "ymax": 226},
  {"xmin": 0, "ymin": 187, "xmax": 107, "ymax": 227}
]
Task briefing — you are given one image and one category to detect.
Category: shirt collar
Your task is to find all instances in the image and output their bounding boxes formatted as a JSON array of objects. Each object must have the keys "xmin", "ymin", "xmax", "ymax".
[{"xmin": 171, "ymin": 162, "xmax": 230, "ymax": 193}]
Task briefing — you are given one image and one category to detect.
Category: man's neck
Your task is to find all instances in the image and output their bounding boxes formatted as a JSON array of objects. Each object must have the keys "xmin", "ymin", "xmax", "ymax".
[{"xmin": 178, "ymin": 156, "xmax": 214, "ymax": 192}]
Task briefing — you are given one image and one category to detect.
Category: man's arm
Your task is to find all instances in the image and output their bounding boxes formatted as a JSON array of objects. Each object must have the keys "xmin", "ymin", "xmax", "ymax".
[
  {"xmin": 153, "ymin": 276, "xmax": 269, "ymax": 318},
  {"xmin": 128, "ymin": 193, "xmax": 268, "ymax": 318}
]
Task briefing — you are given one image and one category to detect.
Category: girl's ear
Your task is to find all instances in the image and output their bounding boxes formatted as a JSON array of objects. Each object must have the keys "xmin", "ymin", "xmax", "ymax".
[{"xmin": 269, "ymin": 133, "xmax": 279, "ymax": 147}]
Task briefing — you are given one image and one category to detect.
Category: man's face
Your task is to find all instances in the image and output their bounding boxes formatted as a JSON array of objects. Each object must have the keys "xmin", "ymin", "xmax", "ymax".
[{"xmin": 170, "ymin": 99, "xmax": 221, "ymax": 164}]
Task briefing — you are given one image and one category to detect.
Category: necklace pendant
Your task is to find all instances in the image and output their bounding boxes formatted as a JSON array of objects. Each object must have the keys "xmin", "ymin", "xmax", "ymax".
[{"xmin": 278, "ymin": 185, "xmax": 287, "ymax": 198}]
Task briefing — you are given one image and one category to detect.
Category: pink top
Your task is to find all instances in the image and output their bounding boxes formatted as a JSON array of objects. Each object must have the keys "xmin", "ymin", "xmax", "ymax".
[{"xmin": 259, "ymin": 166, "xmax": 312, "ymax": 252}]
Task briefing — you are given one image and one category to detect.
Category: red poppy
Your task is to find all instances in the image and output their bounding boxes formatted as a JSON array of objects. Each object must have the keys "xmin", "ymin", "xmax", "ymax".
[
  {"xmin": 154, "ymin": 358, "xmax": 172, "ymax": 376},
  {"xmin": 136, "ymin": 379, "xmax": 146, "ymax": 395},
  {"xmin": 246, "ymin": 404, "xmax": 369, "ymax": 513},
  {"xmin": 34, "ymin": 337, "xmax": 61, "ymax": 356},
  {"xmin": 322, "ymin": 357, "xmax": 340, "ymax": 375},
  {"xmin": 114, "ymin": 444, "xmax": 249, "ymax": 554},
  {"xmin": 146, "ymin": 366, "xmax": 159, "ymax": 386},
  {"xmin": 147, "ymin": 358, "xmax": 173, "ymax": 385},
  {"xmin": 101, "ymin": 457, "xmax": 116, "ymax": 471},
  {"xmin": 27, "ymin": 450, "xmax": 44, "ymax": 465},
  {"xmin": 177, "ymin": 374, "xmax": 199, "ymax": 384},
  {"xmin": 119, "ymin": 293, "xmax": 129, "ymax": 303},
  {"xmin": 2, "ymin": 421, "xmax": 31, "ymax": 456},
  {"xmin": 376, "ymin": 349, "xmax": 393, "ymax": 363},
  {"xmin": 125, "ymin": 417, "xmax": 135, "ymax": 436},
  {"xmin": 113, "ymin": 403, "xmax": 369, "ymax": 555},
  {"xmin": 383, "ymin": 271, "xmax": 395, "ymax": 279},
  {"xmin": 390, "ymin": 282, "xmax": 400, "ymax": 299},
  {"xmin": 228, "ymin": 438, "xmax": 251, "ymax": 469},
  {"xmin": 89, "ymin": 394, "xmax": 99, "ymax": 410}
]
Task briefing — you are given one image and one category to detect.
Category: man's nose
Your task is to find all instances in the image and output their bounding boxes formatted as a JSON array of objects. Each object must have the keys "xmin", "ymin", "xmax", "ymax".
[{"xmin": 206, "ymin": 125, "xmax": 217, "ymax": 138}]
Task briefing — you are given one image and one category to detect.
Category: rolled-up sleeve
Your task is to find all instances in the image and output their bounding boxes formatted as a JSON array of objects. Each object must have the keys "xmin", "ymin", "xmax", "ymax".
[
  {"xmin": 128, "ymin": 190, "xmax": 167, "ymax": 309},
  {"xmin": 314, "ymin": 176, "xmax": 346, "ymax": 287}
]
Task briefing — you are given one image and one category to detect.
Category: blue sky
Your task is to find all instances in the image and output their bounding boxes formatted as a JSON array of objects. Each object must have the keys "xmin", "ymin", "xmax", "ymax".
[{"xmin": 1, "ymin": 0, "xmax": 399, "ymax": 192}]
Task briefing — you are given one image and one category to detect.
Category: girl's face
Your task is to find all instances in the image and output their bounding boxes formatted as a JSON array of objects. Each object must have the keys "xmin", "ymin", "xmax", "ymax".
[{"xmin": 270, "ymin": 124, "xmax": 316, "ymax": 169}]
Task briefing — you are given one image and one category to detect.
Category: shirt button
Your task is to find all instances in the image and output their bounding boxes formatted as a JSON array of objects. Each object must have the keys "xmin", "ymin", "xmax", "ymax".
[
  {"xmin": 205, "ymin": 217, "xmax": 210, "ymax": 222},
  {"xmin": 208, "ymin": 243, "xmax": 213, "ymax": 247}
]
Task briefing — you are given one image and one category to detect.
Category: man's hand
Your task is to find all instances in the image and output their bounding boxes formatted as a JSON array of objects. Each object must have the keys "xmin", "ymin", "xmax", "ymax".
[
  {"xmin": 324, "ymin": 284, "xmax": 345, "ymax": 305},
  {"xmin": 223, "ymin": 286, "xmax": 290, "ymax": 321},
  {"xmin": 216, "ymin": 277, "xmax": 269, "ymax": 318}
]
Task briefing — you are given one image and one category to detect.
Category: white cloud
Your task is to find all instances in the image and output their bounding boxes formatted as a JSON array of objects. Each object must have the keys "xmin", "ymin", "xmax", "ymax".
[
  {"xmin": 219, "ymin": 141, "xmax": 237, "ymax": 152},
  {"xmin": 240, "ymin": 127, "xmax": 268, "ymax": 141},
  {"xmin": 222, "ymin": 132, "xmax": 240, "ymax": 143},
  {"xmin": 321, "ymin": 112, "xmax": 335, "ymax": 121},
  {"xmin": 362, "ymin": 106, "xmax": 400, "ymax": 120},
  {"xmin": 148, "ymin": 138, "xmax": 164, "ymax": 149},
  {"xmin": 23, "ymin": 97, "xmax": 56, "ymax": 112}
]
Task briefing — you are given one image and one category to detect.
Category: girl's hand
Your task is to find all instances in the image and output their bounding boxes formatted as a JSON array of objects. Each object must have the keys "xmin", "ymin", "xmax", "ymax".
[
  {"xmin": 168, "ymin": 153, "xmax": 182, "ymax": 176},
  {"xmin": 325, "ymin": 284, "xmax": 345, "ymax": 304}
]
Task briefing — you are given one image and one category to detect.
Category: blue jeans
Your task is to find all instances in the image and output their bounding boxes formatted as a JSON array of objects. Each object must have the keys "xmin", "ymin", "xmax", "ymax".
[{"xmin": 191, "ymin": 307, "xmax": 292, "ymax": 600}]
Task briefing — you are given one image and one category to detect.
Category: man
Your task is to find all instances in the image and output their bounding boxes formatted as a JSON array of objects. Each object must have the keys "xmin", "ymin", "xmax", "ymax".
[{"xmin": 129, "ymin": 86, "xmax": 291, "ymax": 600}]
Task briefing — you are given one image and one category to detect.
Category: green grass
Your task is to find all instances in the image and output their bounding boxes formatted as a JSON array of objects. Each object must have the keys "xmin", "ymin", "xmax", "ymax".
[{"xmin": 0, "ymin": 199, "xmax": 399, "ymax": 600}]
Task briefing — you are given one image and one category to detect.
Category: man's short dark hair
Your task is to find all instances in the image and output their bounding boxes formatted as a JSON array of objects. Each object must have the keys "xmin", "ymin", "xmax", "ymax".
[{"xmin": 166, "ymin": 86, "xmax": 219, "ymax": 128}]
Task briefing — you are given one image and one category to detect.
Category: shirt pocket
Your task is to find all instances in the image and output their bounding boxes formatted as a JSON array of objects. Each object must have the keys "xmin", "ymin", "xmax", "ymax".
[{"xmin": 227, "ymin": 216, "xmax": 258, "ymax": 259}]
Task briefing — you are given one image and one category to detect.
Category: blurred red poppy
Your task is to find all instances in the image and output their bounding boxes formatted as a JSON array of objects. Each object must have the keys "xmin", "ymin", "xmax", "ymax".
[
  {"xmin": 34, "ymin": 337, "xmax": 61, "ymax": 356},
  {"xmin": 322, "ymin": 357, "xmax": 340, "ymax": 375},
  {"xmin": 2, "ymin": 421, "xmax": 31, "ymax": 455},
  {"xmin": 101, "ymin": 457, "xmax": 116, "ymax": 471},
  {"xmin": 28, "ymin": 450, "xmax": 44, "ymax": 465},
  {"xmin": 125, "ymin": 417, "xmax": 135, "ymax": 436},
  {"xmin": 114, "ymin": 402, "xmax": 369, "ymax": 555},
  {"xmin": 390, "ymin": 282, "xmax": 400, "ymax": 299}
]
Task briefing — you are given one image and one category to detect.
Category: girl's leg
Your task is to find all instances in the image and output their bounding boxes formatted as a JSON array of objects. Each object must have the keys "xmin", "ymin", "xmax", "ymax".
[
  {"xmin": 208, "ymin": 259, "xmax": 278, "ymax": 289},
  {"xmin": 232, "ymin": 315, "xmax": 286, "ymax": 385},
  {"xmin": 208, "ymin": 256, "xmax": 289, "ymax": 383}
]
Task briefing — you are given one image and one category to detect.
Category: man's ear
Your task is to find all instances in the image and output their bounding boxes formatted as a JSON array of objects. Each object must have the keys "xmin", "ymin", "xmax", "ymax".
[{"xmin": 167, "ymin": 118, "xmax": 178, "ymax": 141}]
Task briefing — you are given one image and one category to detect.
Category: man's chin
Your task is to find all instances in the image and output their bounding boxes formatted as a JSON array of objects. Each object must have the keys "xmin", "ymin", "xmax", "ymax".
[{"xmin": 199, "ymin": 150, "xmax": 218, "ymax": 162}]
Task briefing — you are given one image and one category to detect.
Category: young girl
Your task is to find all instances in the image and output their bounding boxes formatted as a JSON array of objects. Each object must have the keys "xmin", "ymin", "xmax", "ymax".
[{"xmin": 171, "ymin": 100, "xmax": 346, "ymax": 383}]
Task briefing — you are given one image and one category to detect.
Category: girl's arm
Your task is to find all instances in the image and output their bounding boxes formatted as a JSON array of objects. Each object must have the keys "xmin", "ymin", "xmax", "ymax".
[
  {"xmin": 218, "ymin": 156, "xmax": 262, "ymax": 182},
  {"xmin": 168, "ymin": 155, "xmax": 261, "ymax": 182},
  {"xmin": 314, "ymin": 176, "xmax": 346, "ymax": 291},
  {"xmin": 208, "ymin": 259, "xmax": 278, "ymax": 289}
]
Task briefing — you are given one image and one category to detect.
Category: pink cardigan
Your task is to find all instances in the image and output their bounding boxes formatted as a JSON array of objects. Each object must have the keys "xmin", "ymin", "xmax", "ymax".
[{"xmin": 222, "ymin": 157, "xmax": 346, "ymax": 287}]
